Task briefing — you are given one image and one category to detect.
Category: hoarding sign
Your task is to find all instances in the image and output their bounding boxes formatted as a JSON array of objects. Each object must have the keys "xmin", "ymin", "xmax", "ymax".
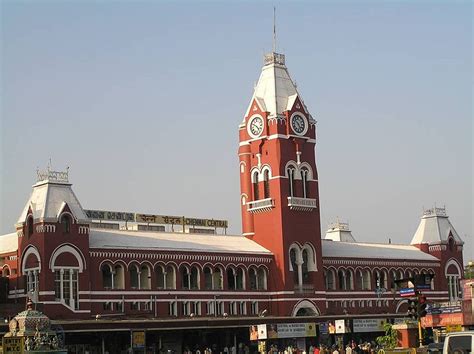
[
  {"xmin": 132, "ymin": 331, "xmax": 145, "ymax": 349},
  {"xmin": 3, "ymin": 337, "xmax": 24, "ymax": 354},
  {"xmin": 353, "ymin": 319, "xmax": 386, "ymax": 333},
  {"xmin": 421, "ymin": 313, "xmax": 463, "ymax": 327},
  {"xmin": 276, "ymin": 323, "xmax": 316, "ymax": 338},
  {"xmin": 257, "ymin": 324, "xmax": 267, "ymax": 340},
  {"xmin": 335, "ymin": 319, "xmax": 346, "ymax": 334}
]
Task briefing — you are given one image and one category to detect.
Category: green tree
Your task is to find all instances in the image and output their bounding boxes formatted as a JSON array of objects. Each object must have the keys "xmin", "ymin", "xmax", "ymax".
[{"xmin": 376, "ymin": 323, "xmax": 398, "ymax": 349}]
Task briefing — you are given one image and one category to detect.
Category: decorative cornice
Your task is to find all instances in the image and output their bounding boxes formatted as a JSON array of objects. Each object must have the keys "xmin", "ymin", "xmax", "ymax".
[
  {"xmin": 322, "ymin": 259, "xmax": 440, "ymax": 267},
  {"xmin": 36, "ymin": 224, "xmax": 56, "ymax": 233},
  {"xmin": 89, "ymin": 251, "xmax": 272, "ymax": 264}
]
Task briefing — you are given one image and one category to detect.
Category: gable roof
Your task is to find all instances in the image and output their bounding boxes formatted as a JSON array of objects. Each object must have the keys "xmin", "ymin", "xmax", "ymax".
[
  {"xmin": 0, "ymin": 233, "xmax": 18, "ymax": 254},
  {"xmin": 89, "ymin": 229, "xmax": 272, "ymax": 255}
]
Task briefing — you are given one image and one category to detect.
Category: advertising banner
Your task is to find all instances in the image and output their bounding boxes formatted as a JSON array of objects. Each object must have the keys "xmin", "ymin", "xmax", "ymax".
[
  {"xmin": 353, "ymin": 319, "xmax": 386, "ymax": 333},
  {"xmin": 335, "ymin": 319, "xmax": 346, "ymax": 334},
  {"xmin": 275, "ymin": 323, "xmax": 316, "ymax": 338},
  {"xmin": 257, "ymin": 324, "xmax": 267, "ymax": 340},
  {"xmin": 421, "ymin": 313, "xmax": 463, "ymax": 327},
  {"xmin": 3, "ymin": 337, "xmax": 24, "ymax": 354},
  {"xmin": 132, "ymin": 331, "xmax": 145, "ymax": 349}
]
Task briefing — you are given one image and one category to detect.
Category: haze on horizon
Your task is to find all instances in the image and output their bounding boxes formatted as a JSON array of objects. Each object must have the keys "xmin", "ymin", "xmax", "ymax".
[{"xmin": 1, "ymin": 2, "xmax": 472, "ymax": 263}]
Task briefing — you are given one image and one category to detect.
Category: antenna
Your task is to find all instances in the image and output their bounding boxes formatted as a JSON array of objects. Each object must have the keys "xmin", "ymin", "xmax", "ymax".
[{"xmin": 273, "ymin": 6, "xmax": 276, "ymax": 53}]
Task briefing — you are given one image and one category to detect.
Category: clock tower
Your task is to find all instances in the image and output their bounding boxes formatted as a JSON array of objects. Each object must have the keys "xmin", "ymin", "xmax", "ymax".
[{"xmin": 238, "ymin": 52, "xmax": 325, "ymax": 315}]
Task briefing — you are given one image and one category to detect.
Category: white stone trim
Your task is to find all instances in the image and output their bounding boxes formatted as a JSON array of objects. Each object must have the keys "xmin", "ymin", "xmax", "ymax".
[
  {"xmin": 50, "ymin": 244, "xmax": 86, "ymax": 272},
  {"xmin": 21, "ymin": 245, "xmax": 42, "ymax": 275},
  {"xmin": 444, "ymin": 258, "xmax": 462, "ymax": 275}
]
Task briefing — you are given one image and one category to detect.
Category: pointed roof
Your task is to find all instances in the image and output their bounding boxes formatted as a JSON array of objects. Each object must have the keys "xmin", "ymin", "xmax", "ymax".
[
  {"xmin": 244, "ymin": 52, "xmax": 312, "ymax": 120},
  {"xmin": 324, "ymin": 221, "xmax": 356, "ymax": 242},
  {"xmin": 410, "ymin": 207, "xmax": 463, "ymax": 245},
  {"xmin": 17, "ymin": 168, "xmax": 88, "ymax": 225}
]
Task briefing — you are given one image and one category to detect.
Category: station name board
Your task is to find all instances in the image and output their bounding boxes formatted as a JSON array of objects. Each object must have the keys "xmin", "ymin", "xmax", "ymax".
[{"xmin": 84, "ymin": 209, "xmax": 228, "ymax": 229}]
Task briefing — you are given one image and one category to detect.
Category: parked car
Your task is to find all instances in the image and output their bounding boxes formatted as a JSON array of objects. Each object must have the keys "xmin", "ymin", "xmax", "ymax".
[{"xmin": 443, "ymin": 331, "xmax": 474, "ymax": 354}]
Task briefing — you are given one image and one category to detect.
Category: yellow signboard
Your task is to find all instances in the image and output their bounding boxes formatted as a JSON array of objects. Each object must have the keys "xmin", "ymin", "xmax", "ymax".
[
  {"xmin": 3, "ymin": 337, "xmax": 24, "ymax": 354},
  {"xmin": 132, "ymin": 331, "xmax": 145, "ymax": 348},
  {"xmin": 446, "ymin": 324, "xmax": 462, "ymax": 333}
]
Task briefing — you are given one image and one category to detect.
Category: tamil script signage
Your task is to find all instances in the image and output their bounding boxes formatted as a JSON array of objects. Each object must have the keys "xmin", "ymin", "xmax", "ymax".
[
  {"xmin": 353, "ymin": 319, "xmax": 386, "ymax": 333},
  {"xmin": 2, "ymin": 337, "xmax": 24, "ymax": 354},
  {"xmin": 85, "ymin": 210, "xmax": 134, "ymax": 222},
  {"xmin": 85, "ymin": 209, "xmax": 228, "ymax": 229}
]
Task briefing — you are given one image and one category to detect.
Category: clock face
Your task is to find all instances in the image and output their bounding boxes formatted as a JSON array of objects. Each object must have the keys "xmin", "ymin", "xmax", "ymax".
[
  {"xmin": 291, "ymin": 114, "xmax": 307, "ymax": 135},
  {"xmin": 248, "ymin": 116, "xmax": 264, "ymax": 138}
]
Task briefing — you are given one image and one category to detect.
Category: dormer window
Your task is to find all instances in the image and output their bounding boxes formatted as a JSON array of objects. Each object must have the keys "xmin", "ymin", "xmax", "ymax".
[
  {"xmin": 60, "ymin": 214, "xmax": 72, "ymax": 233},
  {"xmin": 448, "ymin": 237, "xmax": 455, "ymax": 252},
  {"xmin": 27, "ymin": 215, "xmax": 34, "ymax": 238}
]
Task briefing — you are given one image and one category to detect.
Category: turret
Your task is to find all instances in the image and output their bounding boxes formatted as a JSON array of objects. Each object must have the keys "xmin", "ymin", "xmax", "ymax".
[{"xmin": 411, "ymin": 207, "xmax": 464, "ymax": 300}]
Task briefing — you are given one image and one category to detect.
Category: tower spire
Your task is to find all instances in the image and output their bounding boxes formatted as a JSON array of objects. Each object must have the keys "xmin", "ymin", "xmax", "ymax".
[{"xmin": 273, "ymin": 6, "xmax": 276, "ymax": 53}]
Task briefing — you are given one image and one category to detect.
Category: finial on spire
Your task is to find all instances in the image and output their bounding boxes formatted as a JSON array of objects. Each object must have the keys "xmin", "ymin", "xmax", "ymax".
[{"xmin": 273, "ymin": 6, "xmax": 276, "ymax": 53}]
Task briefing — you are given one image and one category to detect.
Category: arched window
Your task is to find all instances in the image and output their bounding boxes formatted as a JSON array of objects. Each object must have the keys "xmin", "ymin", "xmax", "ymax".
[
  {"xmin": 213, "ymin": 267, "xmax": 223, "ymax": 290},
  {"xmin": 347, "ymin": 270, "xmax": 354, "ymax": 290},
  {"xmin": 301, "ymin": 169, "xmax": 309, "ymax": 198},
  {"xmin": 227, "ymin": 268, "xmax": 236, "ymax": 290},
  {"xmin": 166, "ymin": 265, "xmax": 176, "ymax": 289},
  {"xmin": 287, "ymin": 168, "xmax": 295, "ymax": 197},
  {"xmin": 181, "ymin": 266, "xmax": 190, "ymax": 289},
  {"xmin": 249, "ymin": 268, "xmax": 257, "ymax": 290},
  {"xmin": 101, "ymin": 264, "xmax": 113, "ymax": 289},
  {"xmin": 204, "ymin": 267, "xmax": 213, "ymax": 290},
  {"xmin": 130, "ymin": 265, "xmax": 139, "ymax": 289},
  {"xmin": 236, "ymin": 268, "xmax": 245, "ymax": 290},
  {"xmin": 429, "ymin": 270, "xmax": 435, "ymax": 290},
  {"xmin": 253, "ymin": 171, "xmax": 260, "ymax": 201},
  {"xmin": 326, "ymin": 269, "xmax": 335, "ymax": 290},
  {"xmin": 257, "ymin": 268, "xmax": 267, "ymax": 290},
  {"xmin": 190, "ymin": 266, "xmax": 199, "ymax": 290},
  {"xmin": 362, "ymin": 270, "xmax": 371, "ymax": 290},
  {"xmin": 27, "ymin": 216, "xmax": 34, "ymax": 238},
  {"xmin": 290, "ymin": 248, "xmax": 299, "ymax": 285},
  {"xmin": 156, "ymin": 265, "xmax": 165, "ymax": 289},
  {"xmin": 263, "ymin": 170, "xmax": 270, "ymax": 199},
  {"xmin": 113, "ymin": 264, "xmax": 125, "ymax": 289},
  {"xmin": 338, "ymin": 270, "xmax": 346, "ymax": 290},
  {"xmin": 302, "ymin": 249, "xmax": 310, "ymax": 284},
  {"xmin": 140, "ymin": 265, "xmax": 151, "ymax": 289},
  {"xmin": 390, "ymin": 270, "xmax": 397, "ymax": 290},
  {"xmin": 2, "ymin": 267, "xmax": 10, "ymax": 278},
  {"xmin": 446, "ymin": 261, "xmax": 461, "ymax": 301},
  {"xmin": 61, "ymin": 214, "xmax": 72, "ymax": 233},
  {"xmin": 448, "ymin": 237, "xmax": 455, "ymax": 252}
]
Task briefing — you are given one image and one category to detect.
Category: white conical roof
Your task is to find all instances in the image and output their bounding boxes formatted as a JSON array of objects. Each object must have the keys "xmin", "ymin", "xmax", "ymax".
[
  {"xmin": 325, "ymin": 221, "xmax": 356, "ymax": 243},
  {"xmin": 17, "ymin": 169, "xmax": 88, "ymax": 225},
  {"xmin": 410, "ymin": 207, "xmax": 463, "ymax": 245},
  {"xmin": 244, "ymin": 53, "xmax": 311, "ymax": 119}
]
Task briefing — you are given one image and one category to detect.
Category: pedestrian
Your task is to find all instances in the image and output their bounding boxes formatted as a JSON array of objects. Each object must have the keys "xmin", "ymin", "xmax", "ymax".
[{"xmin": 345, "ymin": 344, "xmax": 352, "ymax": 354}]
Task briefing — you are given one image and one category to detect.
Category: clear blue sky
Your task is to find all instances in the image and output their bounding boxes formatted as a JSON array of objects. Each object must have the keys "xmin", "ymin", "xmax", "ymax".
[{"xmin": 1, "ymin": 1, "xmax": 472, "ymax": 262}]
